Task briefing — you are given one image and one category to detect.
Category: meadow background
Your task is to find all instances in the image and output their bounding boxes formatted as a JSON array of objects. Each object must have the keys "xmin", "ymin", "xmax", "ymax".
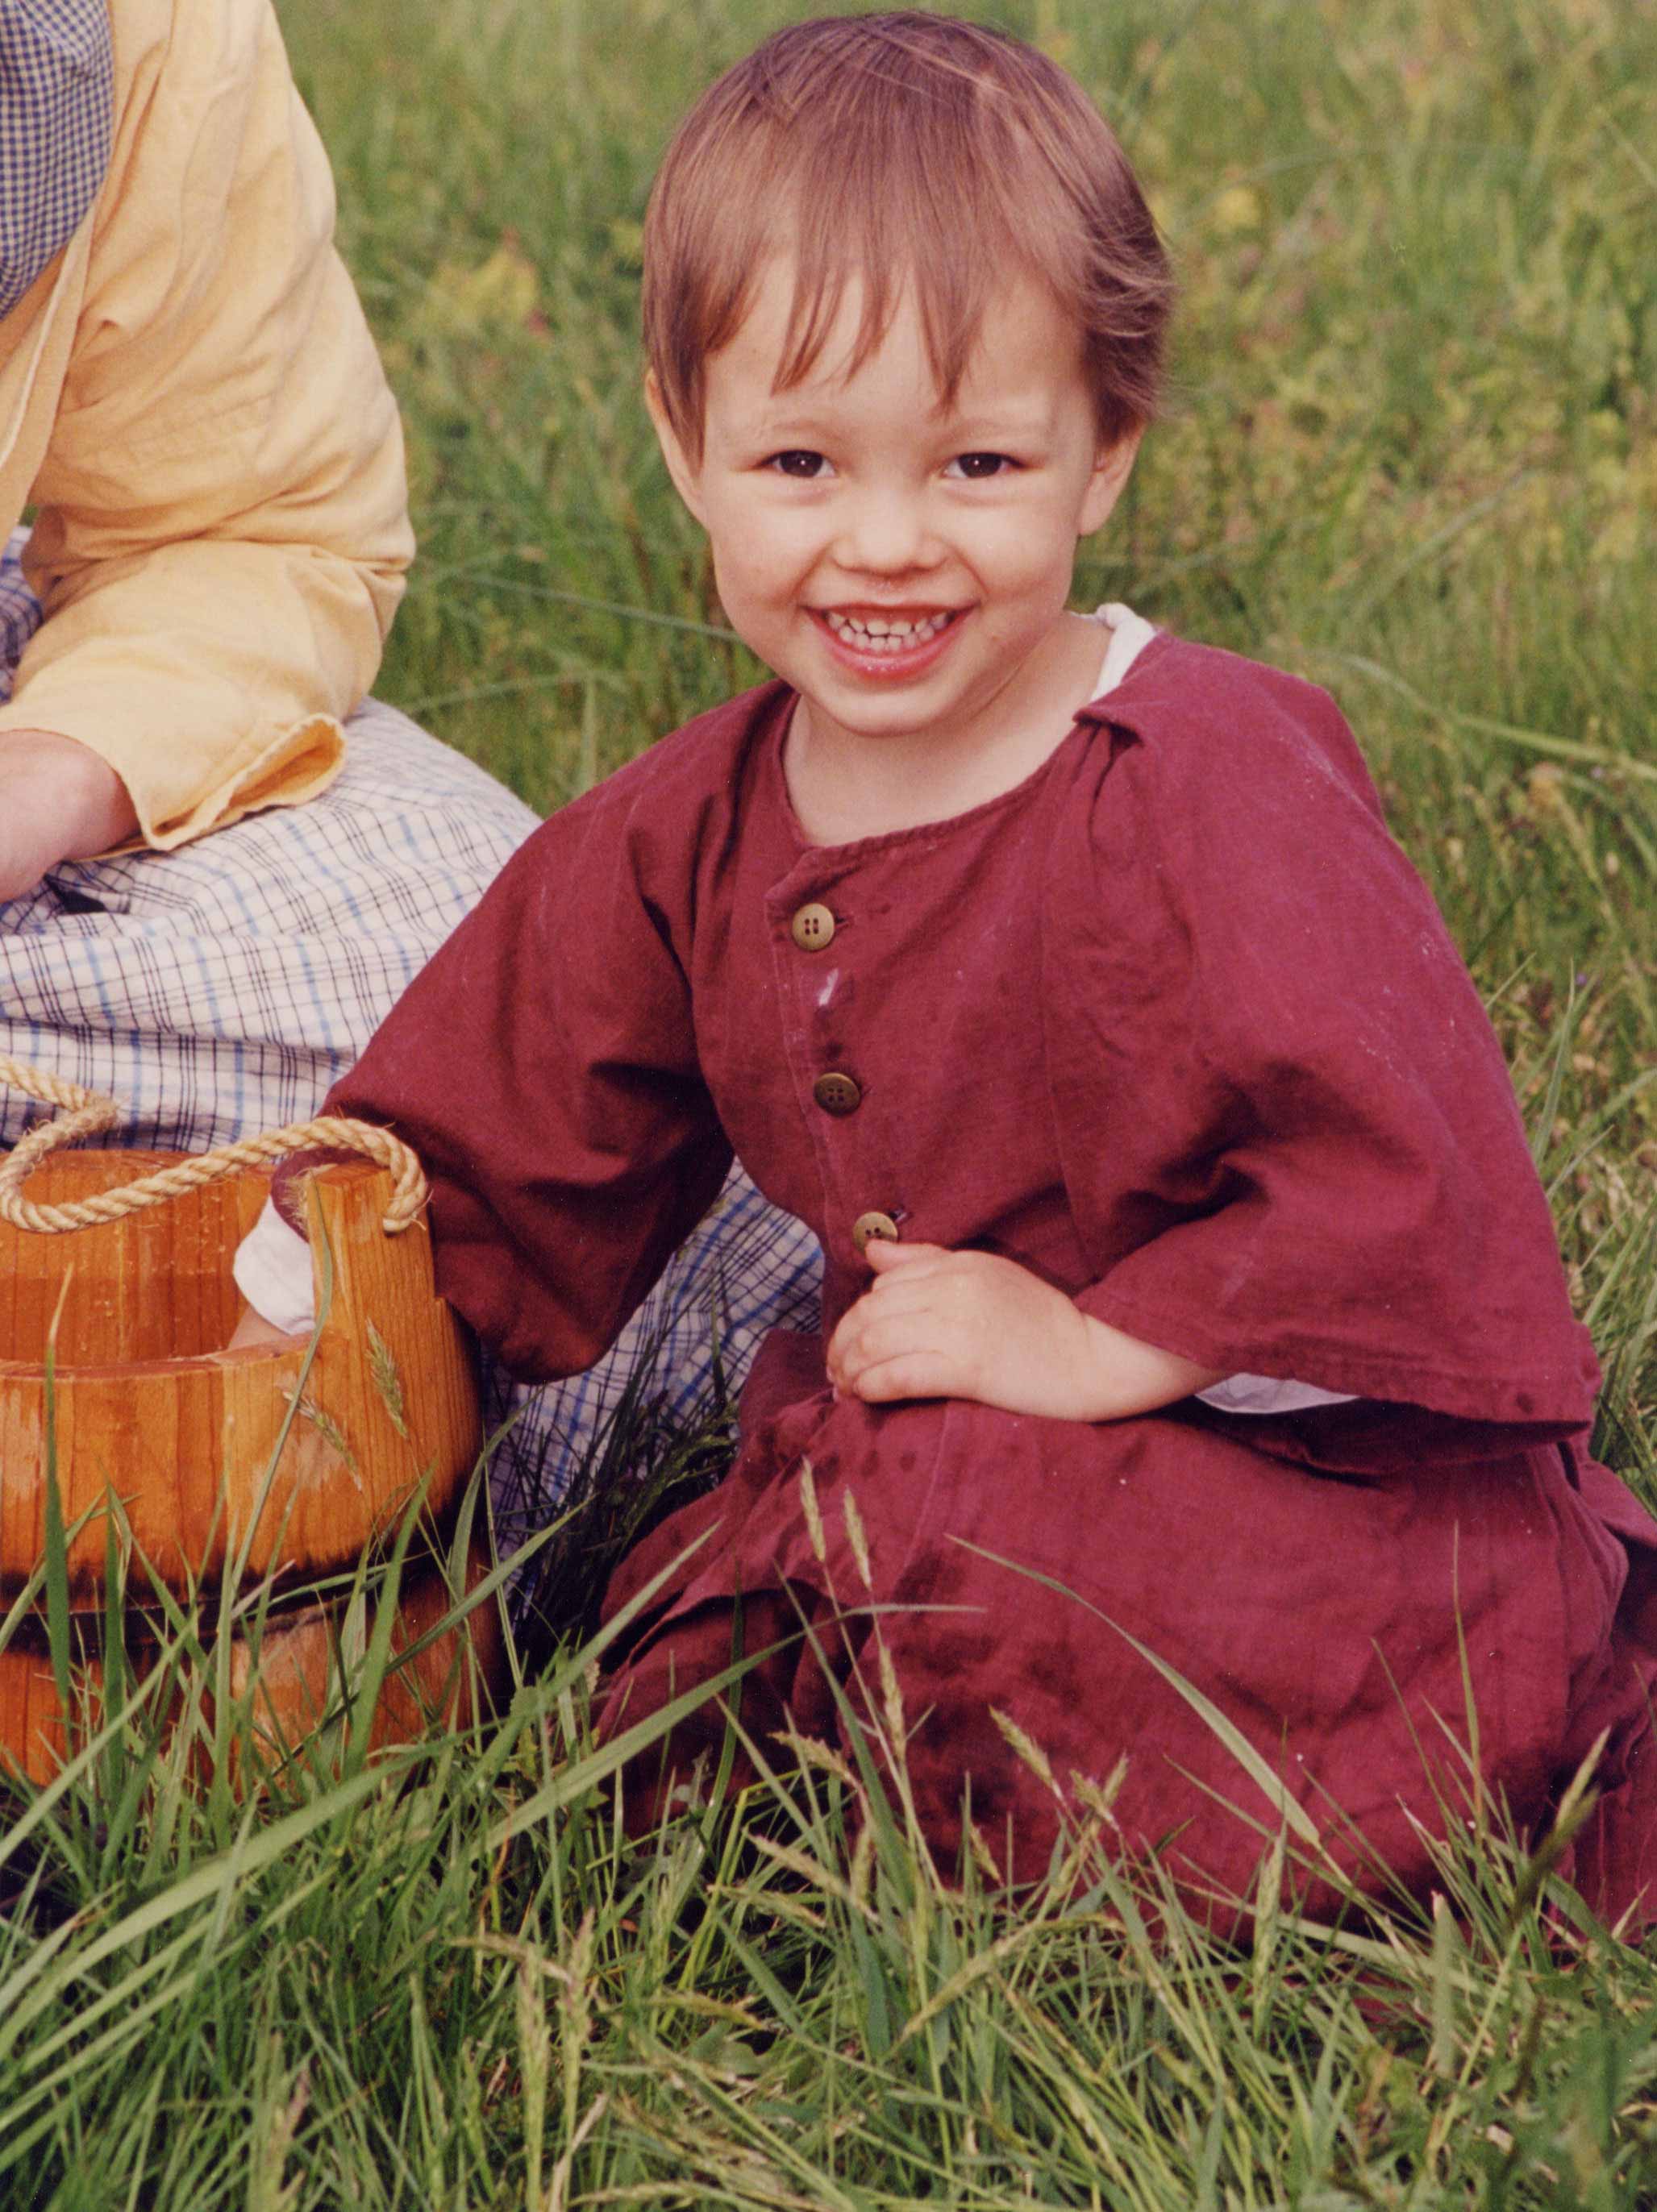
[{"xmin": 2, "ymin": 0, "xmax": 1655, "ymax": 2202}]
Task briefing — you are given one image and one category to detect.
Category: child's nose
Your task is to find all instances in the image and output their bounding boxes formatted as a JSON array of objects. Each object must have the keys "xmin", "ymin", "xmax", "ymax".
[{"xmin": 836, "ymin": 487, "xmax": 938, "ymax": 576}]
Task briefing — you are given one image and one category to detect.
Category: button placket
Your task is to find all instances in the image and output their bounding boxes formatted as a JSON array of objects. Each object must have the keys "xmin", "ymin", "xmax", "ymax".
[{"xmin": 773, "ymin": 866, "xmax": 896, "ymax": 1270}]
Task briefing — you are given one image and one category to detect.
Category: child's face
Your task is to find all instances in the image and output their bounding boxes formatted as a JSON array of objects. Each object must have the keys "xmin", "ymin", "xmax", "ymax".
[{"xmin": 649, "ymin": 259, "xmax": 1134, "ymax": 766}]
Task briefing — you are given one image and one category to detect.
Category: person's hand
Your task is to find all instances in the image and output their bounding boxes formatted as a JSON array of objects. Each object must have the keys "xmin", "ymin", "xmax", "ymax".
[
  {"xmin": 0, "ymin": 730, "xmax": 140, "ymax": 900},
  {"xmin": 826, "ymin": 1238, "xmax": 1226, "ymax": 1421}
]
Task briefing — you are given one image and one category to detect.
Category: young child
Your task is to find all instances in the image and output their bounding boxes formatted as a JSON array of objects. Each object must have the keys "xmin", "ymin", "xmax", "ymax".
[{"xmin": 239, "ymin": 13, "xmax": 1657, "ymax": 1923}]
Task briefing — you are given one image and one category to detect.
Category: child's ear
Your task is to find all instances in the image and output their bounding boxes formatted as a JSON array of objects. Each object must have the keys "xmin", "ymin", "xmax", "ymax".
[
  {"xmin": 644, "ymin": 371, "xmax": 708, "ymax": 525},
  {"xmin": 1078, "ymin": 430, "xmax": 1142, "ymax": 538}
]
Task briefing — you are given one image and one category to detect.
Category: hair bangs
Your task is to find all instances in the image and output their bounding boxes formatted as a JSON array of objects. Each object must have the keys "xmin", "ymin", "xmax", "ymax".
[
  {"xmin": 765, "ymin": 61, "xmax": 1037, "ymax": 416},
  {"xmin": 644, "ymin": 12, "xmax": 1175, "ymax": 455}
]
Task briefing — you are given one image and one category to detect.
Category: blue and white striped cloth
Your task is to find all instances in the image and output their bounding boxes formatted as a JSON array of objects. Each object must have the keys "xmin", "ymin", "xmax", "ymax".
[
  {"xmin": 0, "ymin": 528, "xmax": 824, "ymax": 1542},
  {"xmin": 0, "ymin": 0, "xmax": 113, "ymax": 318}
]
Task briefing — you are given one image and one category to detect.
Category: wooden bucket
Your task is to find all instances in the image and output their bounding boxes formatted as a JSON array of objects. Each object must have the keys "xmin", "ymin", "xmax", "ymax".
[
  {"xmin": 0, "ymin": 1149, "xmax": 499, "ymax": 1783},
  {"xmin": 1, "ymin": 1530, "xmax": 504, "ymax": 1786}
]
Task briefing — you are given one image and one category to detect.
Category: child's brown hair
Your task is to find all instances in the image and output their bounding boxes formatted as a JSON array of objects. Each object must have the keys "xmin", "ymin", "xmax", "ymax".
[{"xmin": 643, "ymin": 10, "xmax": 1174, "ymax": 459}]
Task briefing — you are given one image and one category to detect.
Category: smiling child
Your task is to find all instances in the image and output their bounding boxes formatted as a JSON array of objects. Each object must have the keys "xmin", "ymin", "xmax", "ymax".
[{"xmin": 238, "ymin": 13, "xmax": 1657, "ymax": 1924}]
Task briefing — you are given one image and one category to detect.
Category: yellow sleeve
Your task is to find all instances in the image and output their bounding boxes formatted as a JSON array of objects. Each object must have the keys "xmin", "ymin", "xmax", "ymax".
[{"xmin": 0, "ymin": 0, "xmax": 415, "ymax": 847}]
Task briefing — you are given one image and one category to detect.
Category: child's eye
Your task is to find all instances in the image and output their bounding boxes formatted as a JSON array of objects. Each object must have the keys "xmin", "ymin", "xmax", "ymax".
[
  {"xmin": 946, "ymin": 452, "xmax": 1016, "ymax": 480},
  {"xmin": 765, "ymin": 450, "xmax": 835, "ymax": 479}
]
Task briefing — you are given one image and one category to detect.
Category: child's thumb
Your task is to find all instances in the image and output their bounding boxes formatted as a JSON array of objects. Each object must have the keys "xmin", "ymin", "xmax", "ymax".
[{"xmin": 864, "ymin": 1234, "xmax": 939, "ymax": 1272}]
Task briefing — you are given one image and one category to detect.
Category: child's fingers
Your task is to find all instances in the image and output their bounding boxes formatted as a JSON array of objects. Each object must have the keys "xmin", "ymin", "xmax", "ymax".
[
  {"xmin": 829, "ymin": 1284, "xmax": 930, "ymax": 1356},
  {"xmin": 861, "ymin": 1236, "xmax": 947, "ymax": 1274},
  {"xmin": 828, "ymin": 1299, "xmax": 969, "ymax": 1402},
  {"xmin": 833, "ymin": 1304, "xmax": 961, "ymax": 1401},
  {"xmin": 843, "ymin": 1350, "xmax": 956, "ymax": 1404}
]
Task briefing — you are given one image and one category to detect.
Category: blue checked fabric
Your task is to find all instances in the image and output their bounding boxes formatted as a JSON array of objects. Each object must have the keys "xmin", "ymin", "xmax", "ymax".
[
  {"xmin": 0, "ymin": 527, "xmax": 40, "ymax": 684},
  {"xmin": 0, "ymin": 0, "xmax": 113, "ymax": 318},
  {"xmin": 0, "ymin": 530, "xmax": 824, "ymax": 1539}
]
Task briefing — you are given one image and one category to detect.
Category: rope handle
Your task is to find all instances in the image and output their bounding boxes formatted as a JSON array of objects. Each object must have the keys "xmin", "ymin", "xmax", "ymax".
[{"xmin": 0, "ymin": 1056, "xmax": 427, "ymax": 1237}]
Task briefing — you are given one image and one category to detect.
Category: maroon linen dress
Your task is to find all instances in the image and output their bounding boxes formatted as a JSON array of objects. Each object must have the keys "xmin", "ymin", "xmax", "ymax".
[{"xmin": 323, "ymin": 636, "xmax": 1657, "ymax": 1923}]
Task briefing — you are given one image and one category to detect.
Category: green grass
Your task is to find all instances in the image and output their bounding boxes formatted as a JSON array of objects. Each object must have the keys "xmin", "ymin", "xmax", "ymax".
[{"xmin": 1, "ymin": 0, "xmax": 1655, "ymax": 2201}]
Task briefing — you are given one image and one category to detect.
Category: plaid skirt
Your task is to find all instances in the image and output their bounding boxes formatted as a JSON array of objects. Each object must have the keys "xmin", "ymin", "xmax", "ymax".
[{"xmin": 0, "ymin": 530, "xmax": 823, "ymax": 1545}]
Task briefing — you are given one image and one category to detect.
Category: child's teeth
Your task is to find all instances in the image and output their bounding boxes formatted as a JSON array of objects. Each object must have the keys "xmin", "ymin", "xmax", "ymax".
[{"xmin": 825, "ymin": 610, "xmax": 953, "ymax": 650}]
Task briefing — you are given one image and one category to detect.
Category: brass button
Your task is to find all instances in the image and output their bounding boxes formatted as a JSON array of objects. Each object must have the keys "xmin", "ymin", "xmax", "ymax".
[
  {"xmin": 851, "ymin": 1210, "xmax": 899, "ymax": 1254},
  {"xmin": 812, "ymin": 1071, "xmax": 861, "ymax": 1116},
  {"xmin": 791, "ymin": 901, "xmax": 836, "ymax": 952}
]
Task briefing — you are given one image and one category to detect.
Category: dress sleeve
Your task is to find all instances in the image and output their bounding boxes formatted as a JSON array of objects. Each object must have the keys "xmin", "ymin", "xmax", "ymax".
[
  {"xmin": 1053, "ymin": 658, "xmax": 1601, "ymax": 1456},
  {"xmin": 318, "ymin": 773, "xmax": 734, "ymax": 1384},
  {"xmin": 0, "ymin": 0, "xmax": 411, "ymax": 846}
]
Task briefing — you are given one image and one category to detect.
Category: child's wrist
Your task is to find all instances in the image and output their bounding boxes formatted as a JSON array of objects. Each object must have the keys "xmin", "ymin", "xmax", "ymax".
[{"xmin": 1074, "ymin": 1311, "xmax": 1226, "ymax": 1420}]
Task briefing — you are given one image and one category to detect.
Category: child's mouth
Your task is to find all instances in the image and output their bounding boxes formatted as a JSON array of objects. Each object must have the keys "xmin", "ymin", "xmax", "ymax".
[{"xmin": 814, "ymin": 607, "xmax": 963, "ymax": 676}]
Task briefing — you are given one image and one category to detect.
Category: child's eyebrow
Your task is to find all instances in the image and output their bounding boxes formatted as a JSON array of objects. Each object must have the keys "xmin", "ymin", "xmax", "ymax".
[
  {"xmin": 737, "ymin": 397, "xmax": 1058, "ymax": 443},
  {"xmin": 939, "ymin": 405, "xmax": 1054, "ymax": 439},
  {"xmin": 743, "ymin": 401, "xmax": 835, "ymax": 432}
]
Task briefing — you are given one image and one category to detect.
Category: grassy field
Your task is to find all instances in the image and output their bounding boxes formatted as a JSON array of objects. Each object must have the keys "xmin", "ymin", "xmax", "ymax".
[{"xmin": 3, "ymin": 0, "xmax": 1657, "ymax": 2202}]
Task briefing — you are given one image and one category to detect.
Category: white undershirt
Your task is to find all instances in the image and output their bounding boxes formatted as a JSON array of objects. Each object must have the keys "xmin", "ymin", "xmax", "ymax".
[{"xmin": 234, "ymin": 604, "xmax": 1355, "ymax": 1420}]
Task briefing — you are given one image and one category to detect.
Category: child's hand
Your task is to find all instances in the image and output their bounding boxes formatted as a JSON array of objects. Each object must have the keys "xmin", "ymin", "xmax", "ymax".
[
  {"xmin": 0, "ymin": 730, "xmax": 139, "ymax": 900},
  {"xmin": 826, "ymin": 1239, "xmax": 1226, "ymax": 1422}
]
